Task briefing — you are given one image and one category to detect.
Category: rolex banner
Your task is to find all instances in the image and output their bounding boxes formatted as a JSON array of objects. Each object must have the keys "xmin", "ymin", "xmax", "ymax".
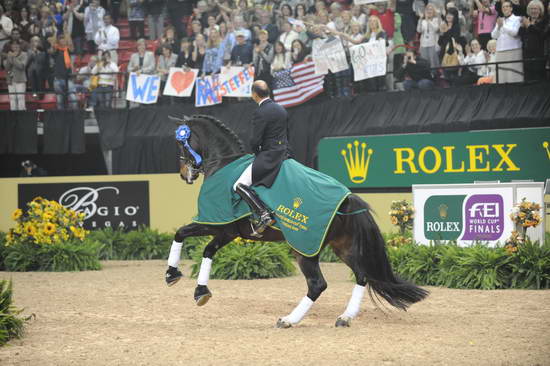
[
  {"xmin": 318, "ymin": 127, "xmax": 550, "ymax": 189},
  {"xmin": 412, "ymin": 182, "xmax": 545, "ymax": 246}
]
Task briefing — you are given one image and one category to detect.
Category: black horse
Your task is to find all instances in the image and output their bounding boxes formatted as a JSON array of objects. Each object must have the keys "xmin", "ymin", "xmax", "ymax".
[{"xmin": 172, "ymin": 115, "xmax": 428, "ymax": 328}]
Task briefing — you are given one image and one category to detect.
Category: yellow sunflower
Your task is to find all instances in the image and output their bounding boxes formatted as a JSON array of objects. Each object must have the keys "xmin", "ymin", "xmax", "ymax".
[
  {"xmin": 403, "ymin": 215, "xmax": 409, "ymax": 223},
  {"xmin": 12, "ymin": 208, "xmax": 23, "ymax": 221},
  {"xmin": 44, "ymin": 222, "xmax": 57, "ymax": 235},
  {"xmin": 24, "ymin": 223, "xmax": 37, "ymax": 236}
]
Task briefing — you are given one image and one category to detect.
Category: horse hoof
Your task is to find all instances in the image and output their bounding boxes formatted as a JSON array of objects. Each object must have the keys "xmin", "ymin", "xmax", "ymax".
[
  {"xmin": 276, "ymin": 319, "xmax": 292, "ymax": 329},
  {"xmin": 194, "ymin": 285, "xmax": 212, "ymax": 306},
  {"xmin": 335, "ymin": 317, "xmax": 351, "ymax": 328}
]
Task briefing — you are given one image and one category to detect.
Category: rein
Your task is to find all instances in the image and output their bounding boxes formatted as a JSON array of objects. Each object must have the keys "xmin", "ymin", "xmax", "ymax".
[{"xmin": 336, "ymin": 208, "xmax": 368, "ymax": 216}]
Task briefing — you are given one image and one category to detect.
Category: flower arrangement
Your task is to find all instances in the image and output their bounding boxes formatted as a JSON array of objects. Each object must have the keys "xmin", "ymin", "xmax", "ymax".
[
  {"xmin": 509, "ymin": 198, "xmax": 542, "ymax": 230},
  {"xmin": 505, "ymin": 198, "xmax": 542, "ymax": 254},
  {"xmin": 389, "ymin": 200, "xmax": 415, "ymax": 235},
  {"xmin": 6, "ymin": 197, "xmax": 88, "ymax": 247}
]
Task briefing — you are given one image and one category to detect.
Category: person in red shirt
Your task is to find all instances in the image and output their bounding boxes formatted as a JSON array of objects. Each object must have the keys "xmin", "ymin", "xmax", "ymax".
[{"xmin": 370, "ymin": 2, "xmax": 395, "ymax": 39}]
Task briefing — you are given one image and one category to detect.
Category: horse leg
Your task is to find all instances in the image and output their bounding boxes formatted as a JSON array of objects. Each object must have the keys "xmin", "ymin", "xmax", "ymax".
[
  {"xmin": 194, "ymin": 233, "xmax": 236, "ymax": 306},
  {"xmin": 166, "ymin": 223, "xmax": 215, "ymax": 286},
  {"xmin": 276, "ymin": 254, "xmax": 327, "ymax": 328}
]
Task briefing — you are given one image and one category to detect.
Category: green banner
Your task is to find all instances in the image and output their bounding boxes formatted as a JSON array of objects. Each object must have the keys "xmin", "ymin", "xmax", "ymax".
[{"xmin": 318, "ymin": 127, "xmax": 550, "ymax": 188}]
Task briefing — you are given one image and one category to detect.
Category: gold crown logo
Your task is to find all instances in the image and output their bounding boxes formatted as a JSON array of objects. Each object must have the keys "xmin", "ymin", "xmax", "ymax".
[
  {"xmin": 341, "ymin": 140, "xmax": 373, "ymax": 184},
  {"xmin": 543, "ymin": 141, "xmax": 550, "ymax": 160},
  {"xmin": 293, "ymin": 197, "xmax": 303, "ymax": 209}
]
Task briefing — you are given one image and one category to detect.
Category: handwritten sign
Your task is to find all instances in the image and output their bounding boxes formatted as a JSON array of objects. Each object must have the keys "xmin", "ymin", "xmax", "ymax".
[
  {"xmin": 126, "ymin": 73, "xmax": 161, "ymax": 104},
  {"xmin": 219, "ymin": 66, "xmax": 255, "ymax": 98},
  {"xmin": 312, "ymin": 37, "xmax": 349, "ymax": 75},
  {"xmin": 195, "ymin": 74, "xmax": 222, "ymax": 107},
  {"xmin": 349, "ymin": 40, "xmax": 387, "ymax": 81},
  {"xmin": 164, "ymin": 68, "xmax": 199, "ymax": 97}
]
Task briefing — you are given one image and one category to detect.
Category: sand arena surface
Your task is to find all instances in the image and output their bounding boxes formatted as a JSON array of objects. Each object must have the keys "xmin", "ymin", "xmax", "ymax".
[{"xmin": 1, "ymin": 260, "xmax": 550, "ymax": 366}]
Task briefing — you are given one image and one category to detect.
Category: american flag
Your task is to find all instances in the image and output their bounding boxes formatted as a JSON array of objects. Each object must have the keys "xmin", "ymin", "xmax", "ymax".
[{"xmin": 273, "ymin": 61, "xmax": 324, "ymax": 108}]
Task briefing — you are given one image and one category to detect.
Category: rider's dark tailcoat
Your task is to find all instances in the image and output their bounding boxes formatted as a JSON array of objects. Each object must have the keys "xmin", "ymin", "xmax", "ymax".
[{"xmin": 250, "ymin": 98, "xmax": 291, "ymax": 188}]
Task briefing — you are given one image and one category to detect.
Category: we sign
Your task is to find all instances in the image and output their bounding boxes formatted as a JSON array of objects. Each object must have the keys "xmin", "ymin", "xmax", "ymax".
[{"xmin": 126, "ymin": 72, "xmax": 161, "ymax": 104}]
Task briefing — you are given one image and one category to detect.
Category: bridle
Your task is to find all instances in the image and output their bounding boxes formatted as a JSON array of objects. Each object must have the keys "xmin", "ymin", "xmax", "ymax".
[{"xmin": 176, "ymin": 125, "xmax": 204, "ymax": 180}]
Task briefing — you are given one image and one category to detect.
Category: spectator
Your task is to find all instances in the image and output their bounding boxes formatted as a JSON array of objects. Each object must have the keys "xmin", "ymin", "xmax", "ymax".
[
  {"xmin": 455, "ymin": 38, "xmax": 487, "ymax": 85},
  {"xmin": 230, "ymin": 30, "xmax": 253, "ymax": 65},
  {"xmin": 258, "ymin": 10, "xmax": 279, "ymax": 43},
  {"xmin": 53, "ymin": 2, "xmax": 65, "ymax": 34},
  {"xmin": 108, "ymin": 0, "xmax": 122, "ymax": 25},
  {"xmin": 90, "ymin": 50, "xmax": 118, "ymax": 108},
  {"xmin": 3, "ymin": 41, "xmax": 28, "ymax": 110},
  {"xmin": 276, "ymin": 3, "xmax": 293, "ymax": 29},
  {"xmin": 233, "ymin": 16, "xmax": 252, "ymax": 41},
  {"xmin": 396, "ymin": 0, "xmax": 417, "ymax": 44},
  {"xmin": 84, "ymin": 0, "xmax": 105, "ymax": 54},
  {"xmin": 49, "ymin": 34, "xmax": 77, "ymax": 109},
  {"xmin": 157, "ymin": 43, "xmax": 177, "ymax": 104},
  {"xmin": 26, "ymin": 36, "xmax": 49, "ymax": 98},
  {"xmin": 326, "ymin": 3, "xmax": 343, "ymax": 32},
  {"xmin": 75, "ymin": 55, "xmax": 98, "ymax": 95},
  {"xmin": 29, "ymin": 10, "xmax": 58, "ymax": 43},
  {"xmin": 204, "ymin": 15, "xmax": 219, "ymax": 37},
  {"xmin": 370, "ymin": 1, "xmax": 394, "ymax": 40},
  {"xmin": 519, "ymin": 0, "xmax": 547, "ymax": 81},
  {"xmin": 295, "ymin": 4, "xmax": 307, "ymax": 21},
  {"xmin": 189, "ymin": 19, "xmax": 203, "ymax": 40},
  {"xmin": 129, "ymin": 38, "xmax": 156, "ymax": 74},
  {"xmin": 176, "ymin": 37, "xmax": 194, "ymax": 68},
  {"xmin": 219, "ymin": 21, "xmax": 236, "ymax": 62},
  {"xmin": 191, "ymin": 33, "xmax": 207, "ymax": 69},
  {"xmin": 144, "ymin": 0, "xmax": 165, "ymax": 41},
  {"xmin": 0, "ymin": 5, "xmax": 14, "ymax": 56},
  {"xmin": 128, "ymin": 0, "xmax": 146, "ymax": 40},
  {"xmin": 290, "ymin": 38, "xmax": 309, "ymax": 64},
  {"xmin": 17, "ymin": 6, "xmax": 32, "ymax": 41},
  {"xmin": 158, "ymin": 25, "xmax": 179, "ymax": 54},
  {"xmin": 473, "ymin": 0, "xmax": 498, "ymax": 50},
  {"xmin": 417, "ymin": 4, "xmax": 441, "ymax": 68},
  {"xmin": 28, "ymin": 4, "xmax": 39, "ymax": 24},
  {"xmin": 350, "ymin": 4, "xmax": 366, "ymax": 31},
  {"xmin": 477, "ymin": 38, "xmax": 497, "ymax": 84},
  {"xmin": 201, "ymin": 28, "xmax": 225, "ymax": 73},
  {"xmin": 95, "ymin": 14, "xmax": 119, "ymax": 64},
  {"xmin": 270, "ymin": 40, "xmax": 291, "ymax": 89},
  {"xmin": 491, "ymin": 0, "xmax": 523, "ymax": 83},
  {"xmin": 278, "ymin": 21, "xmax": 298, "ymax": 52},
  {"xmin": 253, "ymin": 29, "xmax": 274, "ymax": 86},
  {"xmin": 396, "ymin": 50, "xmax": 435, "ymax": 90},
  {"xmin": 1, "ymin": 28, "xmax": 29, "ymax": 58},
  {"xmin": 166, "ymin": 0, "xmax": 192, "ymax": 38},
  {"xmin": 438, "ymin": 8, "xmax": 463, "ymax": 61},
  {"xmin": 496, "ymin": 0, "xmax": 526, "ymax": 17},
  {"xmin": 63, "ymin": 0, "xmax": 86, "ymax": 57}
]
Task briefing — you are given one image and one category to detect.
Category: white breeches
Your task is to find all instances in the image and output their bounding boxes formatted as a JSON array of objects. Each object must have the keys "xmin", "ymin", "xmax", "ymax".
[{"xmin": 232, "ymin": 163, "xmax": 253, "ymax": 191}]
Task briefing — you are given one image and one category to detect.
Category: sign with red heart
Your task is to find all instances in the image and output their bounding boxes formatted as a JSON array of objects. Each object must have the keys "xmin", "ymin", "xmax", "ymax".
[{"xmin": 164, "ymin": 68, "xmax": 199, "ymax": 97}]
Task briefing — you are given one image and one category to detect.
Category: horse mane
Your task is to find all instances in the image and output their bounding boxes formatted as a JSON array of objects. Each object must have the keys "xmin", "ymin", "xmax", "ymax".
[{"xmin": 189, "ymin": 114, "xmax": 246, "ymax": 153}]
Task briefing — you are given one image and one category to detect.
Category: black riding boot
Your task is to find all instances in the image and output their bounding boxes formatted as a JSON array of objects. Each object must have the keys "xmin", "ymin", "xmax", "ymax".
[{"xmin": 235, "ymin": 183, "xmax": 275, "ymax": 237}]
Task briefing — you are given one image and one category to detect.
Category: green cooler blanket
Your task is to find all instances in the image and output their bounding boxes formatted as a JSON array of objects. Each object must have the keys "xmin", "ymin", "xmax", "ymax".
[{"xmin": 193, "ymin": 154, "xmax": 351, "ymax": 256}]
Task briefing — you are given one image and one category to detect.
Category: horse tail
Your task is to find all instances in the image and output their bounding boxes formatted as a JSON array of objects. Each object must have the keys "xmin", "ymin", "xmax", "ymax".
[{"xmin": 344, "ymin": 194, "xmax": 429, "ymax": 310}]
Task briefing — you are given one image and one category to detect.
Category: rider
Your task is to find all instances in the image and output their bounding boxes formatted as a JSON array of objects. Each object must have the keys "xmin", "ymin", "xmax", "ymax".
[
  {"xmin": 165, "ymin": 80, "xmax": 291, "ymax": 285},
  {"xmin": 234, "ymin": 80, "xmax": 292, "ymax": 236}
]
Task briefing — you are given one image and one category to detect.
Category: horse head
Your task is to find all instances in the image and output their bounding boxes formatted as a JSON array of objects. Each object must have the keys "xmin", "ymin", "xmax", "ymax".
[{"xmin": 172, "ymin": 115, "xmax": 203, "ymax": 185}]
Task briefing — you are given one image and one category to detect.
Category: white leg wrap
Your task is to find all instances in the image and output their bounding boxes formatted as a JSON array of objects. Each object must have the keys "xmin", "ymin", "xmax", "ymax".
[
  {"xmin": 281, "ymin": 296, "xmax": 314, "ymax": 325},
  {"xmin": 197, "ymin": 257, "xmax": 213, "ymax": 286},
  {"xmin": 167, "ymin": 241, "xmax": 183, "ymax": 268},
  {"xmin": 341, "ymin": 284, "xmax": 366, "ymax": 319}
]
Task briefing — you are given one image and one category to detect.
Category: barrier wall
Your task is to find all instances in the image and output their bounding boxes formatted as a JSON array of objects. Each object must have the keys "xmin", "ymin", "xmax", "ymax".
[{"xmin": 1, "ymin": 174, "xmax": 548, "ymax": 236}]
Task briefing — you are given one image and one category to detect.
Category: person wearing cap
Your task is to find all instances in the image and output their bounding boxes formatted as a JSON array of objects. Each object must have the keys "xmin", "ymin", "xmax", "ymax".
[
  {"xmin": 230, "ymin": 30, "xmax": 253, "ymax": 66},
  {"xmin": 233, "ymin": 80, "xmax": 291, "ymax": 236}
]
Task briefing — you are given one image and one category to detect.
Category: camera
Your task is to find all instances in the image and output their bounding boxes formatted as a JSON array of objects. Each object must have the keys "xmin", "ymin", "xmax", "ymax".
[{"xmin": 21, "ymin": 160, "xmax": 36, "ymax": 169}]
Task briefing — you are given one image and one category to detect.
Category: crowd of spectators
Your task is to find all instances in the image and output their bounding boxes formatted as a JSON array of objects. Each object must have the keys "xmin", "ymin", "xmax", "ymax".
[{"xmin": 0, "ymin": 0, "xmax": 549, "ymax": 110}]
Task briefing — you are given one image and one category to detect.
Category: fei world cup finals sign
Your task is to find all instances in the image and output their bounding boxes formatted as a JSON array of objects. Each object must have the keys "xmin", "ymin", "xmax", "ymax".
[{"xmin": 318, "ymin": 127, "xmax": 550, "ymax": 189}]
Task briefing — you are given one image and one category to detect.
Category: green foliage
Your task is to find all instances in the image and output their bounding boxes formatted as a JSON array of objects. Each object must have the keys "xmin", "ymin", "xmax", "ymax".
[
  {"xmin": 0, "ymin": 280, "xmax": 27, "ymax": 346},
  {"xmin": 190, "ymin": 240, "xmax": 295, "ymax": 280},
  {"xmin": 87, "ymin": 227, "xmax": 127, "ymax": 260},
  {"xmin": 388, "ymin": 239, "xmax": 550, "ymax": 290},
  {"xmin": 3, "ymin": 239, "xmax": 102, "ymax": 272},
  {"xmin": 0, "ymin": 232, "xmax": 6, "ymax": 271}
]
